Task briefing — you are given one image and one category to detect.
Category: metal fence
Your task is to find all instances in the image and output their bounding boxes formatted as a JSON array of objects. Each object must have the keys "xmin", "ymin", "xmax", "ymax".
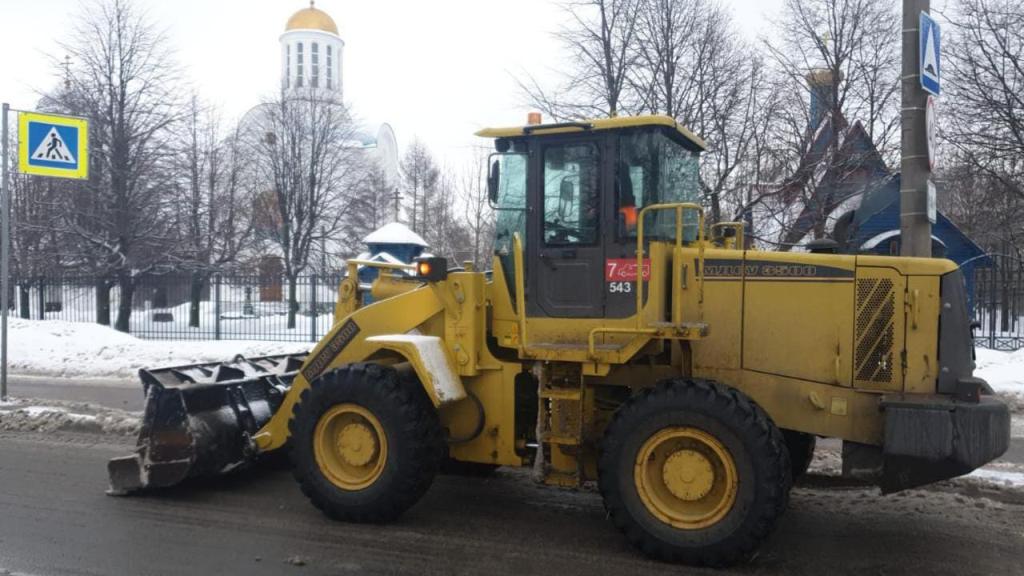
[
  {"xmin": 11, "ymin": 259, "xmax": 1024, "ymax": 350},
  {"xmin": 11, "ymin": 273, "xmax": 343, "ymax": 342},
  {"xmin": 972, "ymin": 254, "xmax": 1024, "ymax": 351}
]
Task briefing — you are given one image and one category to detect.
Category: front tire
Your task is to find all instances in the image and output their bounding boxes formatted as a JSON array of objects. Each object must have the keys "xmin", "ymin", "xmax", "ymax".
[
  {"xmin": 599, "ymin": 379, "xmax": 791, "ymax": 567},
  {"xmin": 288, "ymin": 363, "xmax": 444, "ymax": 523}
]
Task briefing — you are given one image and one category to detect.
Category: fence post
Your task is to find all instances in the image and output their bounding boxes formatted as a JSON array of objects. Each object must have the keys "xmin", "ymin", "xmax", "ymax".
[
  {"xmin": 989, "ymin": 263, "xmax": 997, "ymax": 350},
  {"xmin": 37, "ymin": 277, "xmax": 45, "ymax": 320},
  {"xmin": 310, "ymin": 273, "xmax": 318, "ymax": 343},
  {"xmin": 214, "ymin": 274, "xmax": 222, "ymax": 341}
]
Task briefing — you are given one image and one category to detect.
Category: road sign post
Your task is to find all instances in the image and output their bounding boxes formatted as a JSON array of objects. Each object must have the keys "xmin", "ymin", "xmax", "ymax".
[
  {"xmin": 900, "ymin": 1, "xmax": 935, "ymax": 258},
  {"xmin": 2, "ymin": 103, "xmax": 9, "ymax": 401}
]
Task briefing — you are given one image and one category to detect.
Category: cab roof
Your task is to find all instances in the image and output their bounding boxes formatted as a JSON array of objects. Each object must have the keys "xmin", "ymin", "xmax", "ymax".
[{"xmin": 475, "ymin": 114, "xmax": 707, "ymax": 151}]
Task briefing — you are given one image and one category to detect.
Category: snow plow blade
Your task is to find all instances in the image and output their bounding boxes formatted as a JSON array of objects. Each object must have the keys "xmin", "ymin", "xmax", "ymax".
[{"xmin": 107, "ymin": 353, "xmax": 306, "ymax": 495}]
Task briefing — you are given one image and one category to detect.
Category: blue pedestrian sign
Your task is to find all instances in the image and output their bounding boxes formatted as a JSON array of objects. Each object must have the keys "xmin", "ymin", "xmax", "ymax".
[
  {"xmin": 17, "ymin": 111, "xmax": 89, "ymax": 180},
  {"xmin": 920, "ymin": 12, "xmax": 941, "ymax": 96}
]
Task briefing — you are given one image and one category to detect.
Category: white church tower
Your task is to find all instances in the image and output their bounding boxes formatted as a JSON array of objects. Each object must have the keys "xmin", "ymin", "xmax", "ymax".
[{"xmin": 280, "ymin": 1, "xmax": 345, "ymax": 97}]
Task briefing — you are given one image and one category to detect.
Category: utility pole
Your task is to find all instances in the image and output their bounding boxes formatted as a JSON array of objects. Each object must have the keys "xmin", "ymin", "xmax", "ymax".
[
  {"xmin": 1, "ymin": 103, "xmax": 10, "ymax": 401},
  {"xmin": 900, "ymin": 0, "xmax": 932, "ymax": 257}
]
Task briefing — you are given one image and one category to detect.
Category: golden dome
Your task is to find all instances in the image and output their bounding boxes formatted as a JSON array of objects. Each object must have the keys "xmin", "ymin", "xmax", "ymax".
[{"xmin": 285, "ymin": 2, "xmax": 338, "ymax": 34}]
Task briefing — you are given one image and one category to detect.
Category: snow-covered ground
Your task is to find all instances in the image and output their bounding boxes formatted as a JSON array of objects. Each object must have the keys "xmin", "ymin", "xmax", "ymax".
[
  {"xmin": 0, "ymin": 397, "xmax": 139, "ymax": 435},
  {"xmin": 5, "ymin": 317, "xmax": 308, "ymax": 382},
  {"xmin": 975, "ymin": 347, "xmax": 1024, "ymax": 395}
]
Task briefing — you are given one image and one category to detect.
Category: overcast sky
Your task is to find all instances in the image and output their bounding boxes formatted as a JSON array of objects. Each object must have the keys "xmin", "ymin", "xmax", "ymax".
[{"xmin": 0, "ymin": 0, "xmax": 784, "ymax": 167}]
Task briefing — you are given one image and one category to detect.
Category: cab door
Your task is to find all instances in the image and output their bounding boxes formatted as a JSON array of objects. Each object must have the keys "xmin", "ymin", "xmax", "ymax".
[{"xmin": 526, "ymin": 138, "xmax": 605, "ymax": 318}]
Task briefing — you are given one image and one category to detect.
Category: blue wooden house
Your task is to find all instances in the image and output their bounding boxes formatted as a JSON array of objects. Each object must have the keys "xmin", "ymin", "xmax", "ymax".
[
  {"xmin": 353, "ymin": 222, "xmax": 429, "ymax": 304},
  {"xmin": 764, "ymin": 70, "xmax": 989, "ymax": 309},
  {"xmin": 836, "ymin": 175, "xmax": 989, "ymax": 310}
]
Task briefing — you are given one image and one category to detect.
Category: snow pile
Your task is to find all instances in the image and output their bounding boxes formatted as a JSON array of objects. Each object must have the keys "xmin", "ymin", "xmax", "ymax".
[
  {"xmin": 0, "ymin": 397, "xmax": 139, "ymax": 435},
  {"xmin": 6, "ymin": 318, "xmax": 307, "ymax": 382},
  {"xmin": 975, "ymin": 348, "xmax": 1024, "ymax": 396}
]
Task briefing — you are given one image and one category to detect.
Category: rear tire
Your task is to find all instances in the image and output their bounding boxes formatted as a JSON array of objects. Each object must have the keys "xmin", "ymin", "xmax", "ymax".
[
  {"xmin": 288, "ymin": 363, "xmax": 444, "ymax": 523},
  {"xmin": 598, "ymin": 379, "xmax": 791, "ymax": 567}
]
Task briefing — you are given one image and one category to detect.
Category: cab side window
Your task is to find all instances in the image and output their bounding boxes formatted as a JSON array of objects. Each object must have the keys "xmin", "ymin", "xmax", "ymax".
[{"xmin": 543, "ymin": 143, "xmax": 600, "ymax": 245}]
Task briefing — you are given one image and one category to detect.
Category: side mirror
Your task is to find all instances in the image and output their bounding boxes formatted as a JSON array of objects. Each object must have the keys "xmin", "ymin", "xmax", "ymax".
[{"xmin": 488, "ymin": 159, "xmax": 501, "ymax": 204}]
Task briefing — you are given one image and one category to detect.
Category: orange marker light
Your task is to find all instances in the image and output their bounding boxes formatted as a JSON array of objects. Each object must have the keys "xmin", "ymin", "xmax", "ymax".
[
  {"xmin": 414, "ymin": 256, "xmax": 447, "ymax": 281},
  {"xmin": 527, "ymin": 112, "xmax": 542, "ymax": 125}
]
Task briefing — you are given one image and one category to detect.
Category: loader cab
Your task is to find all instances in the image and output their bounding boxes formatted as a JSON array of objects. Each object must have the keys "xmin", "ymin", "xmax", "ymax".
[{"xmin": 481, "ymin": 116, "xmax": 706, "ymax": 320}]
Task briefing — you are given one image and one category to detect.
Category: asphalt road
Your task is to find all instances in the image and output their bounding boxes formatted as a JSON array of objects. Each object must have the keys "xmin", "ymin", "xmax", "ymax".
[
  {"xmin": 1, "ymin": 429, "xmax": 1023, "ymax": 576},
  {"xmin": 6, "ymin": 376, "xmax": 143, "ymax": 411}
]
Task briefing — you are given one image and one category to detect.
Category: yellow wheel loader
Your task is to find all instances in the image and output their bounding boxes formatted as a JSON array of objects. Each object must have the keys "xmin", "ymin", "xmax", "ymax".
[{"xmin": 108, "ymin": 115, "xmax": 1010, "ymax": 567}]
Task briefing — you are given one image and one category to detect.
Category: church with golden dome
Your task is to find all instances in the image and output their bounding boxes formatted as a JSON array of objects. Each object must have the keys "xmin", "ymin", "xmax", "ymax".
[
  {"xmin": 274, "ymin": 1, "xmax": 399, "ymax": 187},
  {"xmin": 280, "ymin": 2, "xmax": 344, "ymax": 96},
  {"xmin": 238, "ymin": 1, "xmax": 401, "ymax": 278}
]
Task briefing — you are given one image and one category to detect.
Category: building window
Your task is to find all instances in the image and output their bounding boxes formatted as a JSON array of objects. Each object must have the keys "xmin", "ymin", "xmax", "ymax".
[
  {"xmin": 285, "ymin": 44, "xmax": 291, "ymax": 89},
  {"xmin": 326, "ymin": 45, "xmax": 333, "ymax": 90},
  {"xmin": 311, "ymin": 42, "xmax": 319, "ymax": 88},
  {"xmin": 296, "ymin": 42, "xmax": 304, "ymax": 87}
]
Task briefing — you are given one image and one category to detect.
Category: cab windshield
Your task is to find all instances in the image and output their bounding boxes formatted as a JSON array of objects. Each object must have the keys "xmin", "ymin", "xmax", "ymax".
[
  {"xmin": 493, "ymin": 150, "xmax": 528, "ymax": 276},
  {"xmin": 616, "ymin": 130, "xmax": 700, "ymax": 242}
]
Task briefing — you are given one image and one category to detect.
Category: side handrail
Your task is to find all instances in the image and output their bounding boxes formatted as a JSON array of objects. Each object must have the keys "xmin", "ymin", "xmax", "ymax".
[
  {"xmin": 635, "ymin": 203, "xmax": 706, "ymax": 329},
  {"xmin": 587, "ymin": 203, "xmax": 706, "ymax": 359},
  {"xmin": 512, "ymin": 232, "xmax": 529, "ymax": 355}
]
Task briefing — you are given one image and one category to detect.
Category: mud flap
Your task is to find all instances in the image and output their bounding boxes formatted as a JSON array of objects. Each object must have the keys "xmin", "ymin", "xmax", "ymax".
[
  {"xmin": 877, "ymin": 394, "xmax": 1010, "ymax": 493},
  {"xmin": 107, "ymin": 354, "xmax": 306, "ymax": 495}
]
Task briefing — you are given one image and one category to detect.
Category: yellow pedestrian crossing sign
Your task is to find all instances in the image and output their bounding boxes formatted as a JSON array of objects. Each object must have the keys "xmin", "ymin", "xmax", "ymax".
[{"xmin": 18, "ymin": 111, "xmax": 89, "ymax": 180}]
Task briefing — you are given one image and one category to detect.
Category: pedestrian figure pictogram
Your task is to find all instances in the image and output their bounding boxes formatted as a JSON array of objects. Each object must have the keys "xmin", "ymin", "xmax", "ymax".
[{"xmin": 31, "ymin": 127, "xmax": 75, "ymax": 164}]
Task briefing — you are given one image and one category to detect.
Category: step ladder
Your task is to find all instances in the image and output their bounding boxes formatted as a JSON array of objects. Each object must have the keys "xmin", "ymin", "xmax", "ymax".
[{"xmin": 532, "ymin": 362, "xmax": 586, "ymax": 487}]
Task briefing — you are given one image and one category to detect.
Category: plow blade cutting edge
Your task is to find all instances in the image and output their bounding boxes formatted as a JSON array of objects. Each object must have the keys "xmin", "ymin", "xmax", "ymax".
[{"xmin": 107, "ymin": 353, "xmax": 307, "ymax": 495}]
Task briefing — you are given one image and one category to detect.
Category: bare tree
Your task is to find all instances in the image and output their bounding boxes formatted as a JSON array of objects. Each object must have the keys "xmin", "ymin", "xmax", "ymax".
[
  {"xmin": 340, "ymin": 158, "xmax": 397, "ymax": 258},
  {"xmin": 459, "ymin": 147, "xmax": 495, "ymax": 270},
  {"xmin": 629, "ymin": 0, "xmax": 702, "ymax": 117},
  {"xmin": 939, "ymin": 152, "xmax": 1024, "ymax": 253},
  {"xmin": 6, "ymin": 132, "xmax": 66, "ymax": 317},
  {"xmin": 401, "ymin": 139, "xmax": 440, "ymax": 236},
  {"xmin": 47, "ymin": 0, "xmax": 180, "ymax": 331},
  {"xmin": 742, "ymin": 0, "xmax": 901, "ymax": 249},
  {"xmin": 521, "ymin": 0, "xmax": 643, "ymax": 119},
  {"xmin": 945, "ymin": 0, "xmax": 1024, "ymax": 202},
  {"xmin": 172, "ymin": 96, "xmax": 255, "ymax": 327},
  {"xmin": 248, "ymin": 89, "xmax": 366, "ymax": 329},
  {"xmin": 664, "ymin": 4, "xmax": 762, "ymax": 223},
  {"xmin": 426, "ymin": 170, "xmax": 473, "ymax": 263},
  {"xmin": 763, "ymin": 0, "xmax": 901, "ymax": 161}
]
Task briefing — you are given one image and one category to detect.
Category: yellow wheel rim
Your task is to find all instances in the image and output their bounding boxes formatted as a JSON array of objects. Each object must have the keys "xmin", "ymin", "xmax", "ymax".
[
  {"xmin": 634, "ymin": 427, "xmax": 738, "ymax": 530},
  {"xmin": 314, "ymin": 404, "xmax": 388, "ymax": 491}
]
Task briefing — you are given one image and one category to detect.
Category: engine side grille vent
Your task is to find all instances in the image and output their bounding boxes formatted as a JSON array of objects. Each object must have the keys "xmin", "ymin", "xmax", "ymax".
[{"xmin": 855, "ymin": 278, "xmax": 895, "ymax": 384}]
